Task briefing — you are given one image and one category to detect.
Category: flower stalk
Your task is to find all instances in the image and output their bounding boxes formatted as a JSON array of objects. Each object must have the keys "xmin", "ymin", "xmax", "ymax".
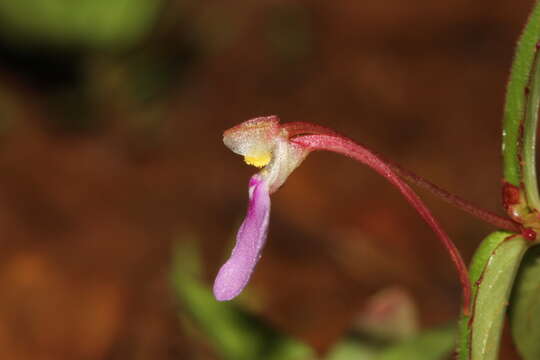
[
  {"xmin": 215, "ymin": 116, "xmax": 521, "ymax": 316},
  {"xmin": 291, "ymin": 133, "xmax": 471, "ymax": 315},
  {"xmin": 284, "ymin": 122, "xmax": 520, "ymax": 233}
]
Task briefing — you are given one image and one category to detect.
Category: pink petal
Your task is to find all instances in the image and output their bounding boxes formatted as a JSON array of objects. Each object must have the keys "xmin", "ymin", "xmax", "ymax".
[{"xmin": 213, "ymin": 175, "xmax": 271, "ymax": 301}]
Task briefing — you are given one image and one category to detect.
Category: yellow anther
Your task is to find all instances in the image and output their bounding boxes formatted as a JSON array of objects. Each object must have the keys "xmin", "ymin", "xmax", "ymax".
[{"xmin": 244, "ymin": 153, "xmax": 271, "ymax": 168}]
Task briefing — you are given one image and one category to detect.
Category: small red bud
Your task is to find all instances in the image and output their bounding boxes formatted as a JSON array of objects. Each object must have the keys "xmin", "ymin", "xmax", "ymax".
[
  {"xmin": 522, "ymin": 228, "xmax": 537, "ymax": 241},
  {"xmin": 502, "ymin": 182, "xmax": 521, "ymax": 210}
]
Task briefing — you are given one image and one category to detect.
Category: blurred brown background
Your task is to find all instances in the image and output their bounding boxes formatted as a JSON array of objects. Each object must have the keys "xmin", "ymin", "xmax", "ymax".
[{"xmin": 0, "ymin": 0, "xmax": 532, "ymax": 359}]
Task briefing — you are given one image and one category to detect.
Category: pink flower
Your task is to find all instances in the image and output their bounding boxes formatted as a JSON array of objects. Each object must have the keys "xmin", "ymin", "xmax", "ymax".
[
  {"xmin": 213, "ymin": 116, "xmax": 309, "ymax": 301},
  {"xmin": 214, "ymin": 115, "xmax": 473, "ymax": 314}
]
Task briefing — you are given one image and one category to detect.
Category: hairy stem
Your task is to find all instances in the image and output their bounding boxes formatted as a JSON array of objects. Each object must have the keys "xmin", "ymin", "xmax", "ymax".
[
  {"xmin": 284, "ymin": 121, "xmax": 519, "ymax": 232},
  {"xmin": 292, "ymin": 134, "xmax": 471, "ymax": 315},
  {"xmin": 387, "ymin": 162, "xmax": 520, "ymax": 232}
]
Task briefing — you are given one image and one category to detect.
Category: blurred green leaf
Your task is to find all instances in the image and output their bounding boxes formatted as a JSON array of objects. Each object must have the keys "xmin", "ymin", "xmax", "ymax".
[
  {"xmin": 0, "ymin": 0, "xmax": 161, "ymax": 49},
  {"xmin": 325, "ymin": 326, "xmax": 454, "ymax": 360},
  {"xmin": 325, "ymin": 339, "xmax": 377, "ymax": 360},
  {"xmin": 375, "ymin": 325, "xmax": 455, "ymax": 360},
  {"xmin": 510, "ymin": 245, "xmax": 540, "ymax": 360},
  {"xmin": 325, "ymin": 288, "xmax": 451, "ymax": 360},
  {"xmin": 457, "ymin": 232, "xmax": 527, "ymax": 360},
  {"xmin": 171, "ymin": 241, "xmax": 315, "ymax": 360},
  {"xmin": 502, "ymin": 1, "xmax": 540, "ymax": 187}
]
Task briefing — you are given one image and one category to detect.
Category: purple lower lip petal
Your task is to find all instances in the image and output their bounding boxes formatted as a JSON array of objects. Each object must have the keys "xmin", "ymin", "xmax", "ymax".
[{"xmin": 213, "ymin": 175, "xmax": 271, "ymax": 301}]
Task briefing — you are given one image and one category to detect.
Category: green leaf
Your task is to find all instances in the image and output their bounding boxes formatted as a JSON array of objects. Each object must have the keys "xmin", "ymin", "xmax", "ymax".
[
  {"xmin": 325, "ymin": 340, "xmax": 377, "ymax": 360},
  {"xmin": 502, "ymin": 1, "xmax": 540, "ymax": 187},
  {"xmin": 375, "ymin": 325, "xmax": 455, "ymax": 360},
  {"xmin": 325, "ymin": 326, "xmax": 454, "ymax": 360},
  {"xmin": 0, "ymin": 0, "xmax": 160, "ymax": 49},
  {"xmin": 457, "ymin": 232, "xmax": 527, "ymax": 360},
  {"xmin": 171, "ymin": 242, "xmax": 315, "ymax": 360},
  {"xmin": 509, "ymin": 245, "xmax": 540, "ymax": 359}
]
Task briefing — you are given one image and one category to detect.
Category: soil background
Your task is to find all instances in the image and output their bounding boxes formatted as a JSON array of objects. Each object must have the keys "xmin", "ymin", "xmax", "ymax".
[{"xmin": 0, "ymin": 1, "xmax": 530, "ymax": 359}]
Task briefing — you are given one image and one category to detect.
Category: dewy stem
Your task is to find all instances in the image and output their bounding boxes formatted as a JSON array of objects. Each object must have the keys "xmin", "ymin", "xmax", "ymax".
[
  {"xmin": 292, "ymin": 134, "xmax": 471, "ymax": 315},
  {"xmin": 284, "ymin": 122, "xmax": 520, "ymax": 233}
]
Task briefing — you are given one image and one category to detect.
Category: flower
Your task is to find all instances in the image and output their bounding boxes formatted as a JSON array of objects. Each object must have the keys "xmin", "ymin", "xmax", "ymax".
[
  {"xmin": 213, "ymin": 116, "xmax": 473, "ymax": 314},
  {"xmin": 213, "ymin": 116, "xmax": 309, "ymax": 301}
]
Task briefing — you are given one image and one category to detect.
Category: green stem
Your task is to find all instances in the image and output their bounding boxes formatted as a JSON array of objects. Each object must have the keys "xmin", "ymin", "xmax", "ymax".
[
  {"xmin": 523, "ymin": 45, "xmax": 540, "ymax": 211},
  {"xmin": 502, "ymin": 2, "xmax": 540, "ymax": 187}
]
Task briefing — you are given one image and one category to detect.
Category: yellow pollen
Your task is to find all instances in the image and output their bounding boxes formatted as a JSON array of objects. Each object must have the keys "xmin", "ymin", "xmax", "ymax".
[{"xmin": 244, "ymin": 153, "xmax": 271, "ymax": 168}]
